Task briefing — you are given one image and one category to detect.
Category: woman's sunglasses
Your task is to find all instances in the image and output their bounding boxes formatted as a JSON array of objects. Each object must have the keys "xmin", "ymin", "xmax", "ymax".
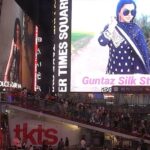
[{"xmin": 123, "ymin": 9, "xmax": 136, "ymax": 16}]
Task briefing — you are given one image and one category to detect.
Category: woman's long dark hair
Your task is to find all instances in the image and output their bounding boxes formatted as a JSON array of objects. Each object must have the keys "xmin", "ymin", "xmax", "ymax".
[{"xmin": 13, "ymin": 18, "xmax": 21, "ymax": 44}]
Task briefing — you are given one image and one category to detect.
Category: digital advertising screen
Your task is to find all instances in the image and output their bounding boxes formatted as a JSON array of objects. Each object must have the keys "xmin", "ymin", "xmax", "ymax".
[
  {"xmin": 0, "ymin": 0, "xmax": 35, "ymax": 90},
  {"xmin": 0, "ymin": 0, "xmax": 23, "ymax": 89},
  {"xmin": 53, "ymin": 0, "xmax": 150, "ymax": 93}
]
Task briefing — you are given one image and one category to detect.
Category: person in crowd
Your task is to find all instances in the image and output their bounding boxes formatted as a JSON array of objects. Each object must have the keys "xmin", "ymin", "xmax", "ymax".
[
  {"xmin": 64, "ymin": 137, "xmax": 69, "ymax": 149},
  {"xmin": 12, "ymin": 136, "xmax": 22, "ymax": 149},
  {"xmin": 49, "ymin": 145, "xmax": 54, "ymax": 150},
  {"xmin": 80, "ymin": 136, "xmax": 87, "ymax": 150},
  {"xmin": 57, "ymin": 138, "xmax": 64, "ymax": 150},
  {"xmin": 42, "ymin": 139, "xmax": 49, "ymax": 150},
  {"xmin": 140, "ymin": 139, "xmax": 148, "ymax": 150},
  {"xmin": 98, "ymin": 0, "xmax": 150, "ymax": 74},
  {"xmin": 22, "ymin": 140, "xmax": 27, "ymax": 149},
  {"xmin": 28, "ymin": 145, "xmax": 33, "ymax": 150}
]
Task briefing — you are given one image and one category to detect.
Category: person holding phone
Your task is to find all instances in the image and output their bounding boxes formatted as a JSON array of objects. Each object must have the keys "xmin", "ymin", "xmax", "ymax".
[{"xmin": 98, "ymin": 0, "xmax": 150, "ymax": 74}]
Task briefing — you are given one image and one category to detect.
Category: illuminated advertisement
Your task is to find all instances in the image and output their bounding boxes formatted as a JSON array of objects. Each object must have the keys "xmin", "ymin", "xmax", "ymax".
[
  {"xmin": 34, "ymin": 26, "xmax": 39, "ymax": 91},
  {"xmin": 0, "ymin": 0, "xmax": 23, "ymax": 87},
  {"xmin": 52, "ymin": 0, "xmax": 71, "ymax": 92},
  {"xmin": 53, "ymin": 0, "xmax": 150, "ymax": 92},
  {"xmin": 70, "ymin": 0, "xmax": 150, "ymax": 92},
  {"xmin": 0, "ymin": 0, "xmax": 35, "ymax": 90}
]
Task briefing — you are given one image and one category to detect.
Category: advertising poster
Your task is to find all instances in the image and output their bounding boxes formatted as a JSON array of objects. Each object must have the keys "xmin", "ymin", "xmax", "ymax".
[
  {"xmin": 0, "ymin": 0, "xmax": 34, "ymax": 90},
  {"xmin": 71, "ymin": 0, "xmax": 150, "ymax": 92}
]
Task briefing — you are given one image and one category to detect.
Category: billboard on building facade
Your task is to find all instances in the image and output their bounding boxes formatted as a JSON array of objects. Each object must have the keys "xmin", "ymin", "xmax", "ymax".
[
  {"xmin": 0, "ymin": 0, "xmax": 35, "ymax": 90},
  {"xmin": 53, "ymin": 0, "xmax": 150, "ymax": 92}
]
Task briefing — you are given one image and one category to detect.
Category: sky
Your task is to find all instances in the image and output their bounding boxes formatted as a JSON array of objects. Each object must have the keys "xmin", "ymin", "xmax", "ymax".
[{"xmin": 72, "ymin": 0, "xmax": 150, "ymax": 33}]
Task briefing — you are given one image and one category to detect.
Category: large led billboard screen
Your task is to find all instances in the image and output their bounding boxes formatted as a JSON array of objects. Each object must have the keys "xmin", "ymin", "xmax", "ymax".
[
  {"xmin": 53, "ymin": 0, "xmax": 150, "ymax": 92},
  {"xmin": 0, "ymin": 0, "xmax": 35, "ymax": 90}
]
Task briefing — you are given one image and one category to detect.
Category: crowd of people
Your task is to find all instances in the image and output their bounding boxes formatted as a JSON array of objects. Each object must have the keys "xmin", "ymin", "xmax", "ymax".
[
  {"xmin": 9, "ymin": 136, "xmax": 70, "ymax": 150},
  {"xmin": 9, "ymin": 137, "xmax": 55, "ymax": 150},
  {"xmin": 1, "ymin": 88, "xmax": 150, "ymax": 149}
]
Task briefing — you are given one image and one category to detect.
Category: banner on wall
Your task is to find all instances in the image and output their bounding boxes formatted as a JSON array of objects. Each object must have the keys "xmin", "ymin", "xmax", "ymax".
[{"xmin": 8, "ymin": 108, "xmax": 81, "ymax": 146}]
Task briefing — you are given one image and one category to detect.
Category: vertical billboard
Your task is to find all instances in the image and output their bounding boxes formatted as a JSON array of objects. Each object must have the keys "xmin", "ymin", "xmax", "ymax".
[
  {"xmin": 0, "ymin": 0, "xmax": 35, "ymax": 90},
  {"xmin": 0, "ymin": 0, "xmax": 23, "ymax": 89},
  {"xmin": 52, "ymin": 0, "xmax": 71, "ymax": 92},
  {"xmin": 53, "ymin": 0, "xmax": 150, "ymax": 92},
  {"xmin": 15, "ymin": 0, "xmax": 54, "ymax": 94}
]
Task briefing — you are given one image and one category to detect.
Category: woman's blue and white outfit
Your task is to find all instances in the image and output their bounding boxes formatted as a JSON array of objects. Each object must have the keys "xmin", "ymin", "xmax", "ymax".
[
  {"xmin": 98, "ymin": 0, "xmax": 150, "ymax": 74},
  {"xmin": 98, "ymin": 22, "xmax": 150, "ymax": 74}
]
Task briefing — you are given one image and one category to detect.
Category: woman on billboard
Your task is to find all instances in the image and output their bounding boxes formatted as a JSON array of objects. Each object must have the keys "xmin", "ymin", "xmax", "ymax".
[
  {"xmin": 98, "ymin": 0, "xmax": 150, "ymax": 74},
  {"xmin": 4, "ymin": 18, "xmax": 22, "ymax": 83}
]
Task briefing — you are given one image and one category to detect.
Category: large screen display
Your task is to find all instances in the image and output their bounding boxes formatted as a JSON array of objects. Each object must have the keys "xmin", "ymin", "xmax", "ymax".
[
  {"xmin": 0, "ymin": 0, "xmax": 35, "ymax": 90},
  {"xmin": 53, "ymin": 0, "xmax": 150, "ymax": 93},
  {"xmin": 71, "ymin": 0, "xmax": 150, "ymax": 92}
]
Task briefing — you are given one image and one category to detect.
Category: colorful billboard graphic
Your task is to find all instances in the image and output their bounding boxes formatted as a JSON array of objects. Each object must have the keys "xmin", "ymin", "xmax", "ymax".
[
  {"xmin": 52, "ymin": 0, "xmax": 150, "ymax": 92},
  {"xmin": 70, "ymin": 0, "xmax": 150, "ymax": 92}
]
